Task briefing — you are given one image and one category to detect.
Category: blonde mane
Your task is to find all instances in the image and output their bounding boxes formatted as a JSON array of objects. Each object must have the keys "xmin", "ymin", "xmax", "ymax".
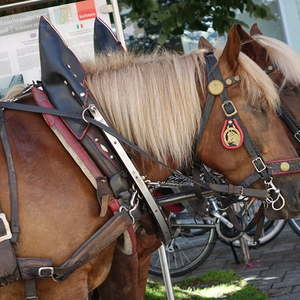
[
  {"xmin": 252, "ymin": 34, "xmax": 300, "ymax": 86},
  {"xmin": 84, "ymin": 49, "xmax": 278, "ymax": 168}
]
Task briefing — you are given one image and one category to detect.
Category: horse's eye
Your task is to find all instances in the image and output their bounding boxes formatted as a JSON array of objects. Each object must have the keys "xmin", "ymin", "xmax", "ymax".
[
  {"xmin": 250, "ymin": 104, "xmax": 265, "ymax": 114},
  {"xmin": 261, "ymin": 107, "xmax": 267, "ymax": 114}
]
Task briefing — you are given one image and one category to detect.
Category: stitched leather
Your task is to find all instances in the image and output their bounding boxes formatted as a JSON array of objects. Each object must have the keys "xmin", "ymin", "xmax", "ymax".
[
  {"xmin": 94, "ymin": 17, "xmax": 124, "ymax": 54},
  {"xmin": 39, "ymin": 16, "xmax": 89, "ymax": 139}
]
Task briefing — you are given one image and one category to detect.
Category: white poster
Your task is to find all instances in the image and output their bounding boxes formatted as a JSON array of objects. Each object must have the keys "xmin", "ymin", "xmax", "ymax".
[{"xmin": 0, "ymin": 0, "xmax": 110, "ymax": 88}]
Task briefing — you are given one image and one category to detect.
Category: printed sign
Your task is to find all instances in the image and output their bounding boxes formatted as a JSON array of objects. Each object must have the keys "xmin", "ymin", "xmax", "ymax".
[{"xmin": 0, "ymin": 0, "xmax": 110, "ymax": 87}]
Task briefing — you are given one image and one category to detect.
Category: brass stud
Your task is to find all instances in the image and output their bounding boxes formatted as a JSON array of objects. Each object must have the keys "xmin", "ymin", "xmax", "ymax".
[
  {"xmin": 234, "ymin": 75, "xmax": 240, "ymax": 81},
  {"xmin": 64, "ymin": 80, "xmax": 68, "ymax": 85},
  {"xmin": 71, "ymin": 91, "xmax": 75, "ymax": 96},
  {"xmin": 100, "ymin": 144, "xmax": 109, "ymax": 153},
  {"xmin": 94, "ymin": 138, "xmax": 99, "ymax": 142},
  {"xmin": 80, "ymin": 92, "xmax": 85, "ymax": 97},
  {"xmin": 280, "ymin": 162, "xmax": 290, "ymax": 172},
  {"xmin": 268, "ymin": 65, "xmax": 273, "ymax": 71},
  {"xmin": 207, "ymin": 80, "xmax": 224, "ymax": 95},
  {"xmin": 226, "ymin": 78, "xmax": 233, "ymax": 85}
]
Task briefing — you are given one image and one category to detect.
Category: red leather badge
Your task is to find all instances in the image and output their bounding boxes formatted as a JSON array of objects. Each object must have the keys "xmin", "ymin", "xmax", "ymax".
[{"xmin": 221, "ymin": 119, "xmax": 244, "ymax": 149}]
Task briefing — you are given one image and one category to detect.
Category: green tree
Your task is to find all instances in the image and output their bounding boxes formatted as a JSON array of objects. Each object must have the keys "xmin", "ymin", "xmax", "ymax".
[{"xmin": 119, "ymin": 0, "xmax": 273, "ymax": 52}]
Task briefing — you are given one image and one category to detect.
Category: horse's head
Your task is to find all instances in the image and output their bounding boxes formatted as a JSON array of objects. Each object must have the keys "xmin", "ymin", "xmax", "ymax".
[
  {"xmin": 239, "ymin": 24, "xmax": 300, "ymax": 121},
  {"xmin": 196, "ymin": 25, "xmax": 300, "ymax": 219}
]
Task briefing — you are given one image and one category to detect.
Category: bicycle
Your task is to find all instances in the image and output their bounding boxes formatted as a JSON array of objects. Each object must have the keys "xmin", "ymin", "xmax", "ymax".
[
  {"xmin": 149, "ymin": 190, "xmax": 286, "ymax": 278},
  {"xmin": 288, "ymin": 217, "xmax": 300, "ymax": 236}
]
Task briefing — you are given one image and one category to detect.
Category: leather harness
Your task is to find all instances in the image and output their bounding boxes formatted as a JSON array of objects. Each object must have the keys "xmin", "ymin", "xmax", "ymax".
[{"xmin": 1, "ymin": 17, "xmax": 300, "ymax": 299}]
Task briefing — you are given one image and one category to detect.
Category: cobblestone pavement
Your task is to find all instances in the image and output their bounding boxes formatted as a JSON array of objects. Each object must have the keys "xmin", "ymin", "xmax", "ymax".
[{"xmin": 158, "ymin": 223, "xmax": 300, "ymax": 299}]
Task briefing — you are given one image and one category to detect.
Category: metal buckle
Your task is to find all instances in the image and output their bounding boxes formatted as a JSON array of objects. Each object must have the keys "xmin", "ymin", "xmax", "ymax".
[
  {"xmin": 221, "ymin": 100, "xmax": 237, "ymax": 117},
  {"xmin": 252, "ymin": 157, "xmax": 267, "ymax": 173},
  {"xmin": 38, "ymin": 267, "xmax": 54, "ymax": 278},
  {"xmin": 0, "ymin": 213, "xmax": 12, "ymax": 243},
  {"xmin": 294, "ymin": 130, "xmax": 300, "ymax": 142}
]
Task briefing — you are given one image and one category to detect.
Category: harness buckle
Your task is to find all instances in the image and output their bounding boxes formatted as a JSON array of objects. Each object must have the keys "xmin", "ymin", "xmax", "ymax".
[
  {"xmin": 294, "ymin": 130, "xmax": 300, "ymax": 142},
  {"xmin": 0, "ymin": 213, "xmax": 12, "ymax": 243},
  {"xmin": 38, "ymin": 267, "xmax": 54, "ymax": 278},
  {"xmin": 252, "ymin": 157, "xmax": 267, "ymax": 173},
  {"xmin": 221, "ymin": 100, "xmax": 237, "ymax": 117}
]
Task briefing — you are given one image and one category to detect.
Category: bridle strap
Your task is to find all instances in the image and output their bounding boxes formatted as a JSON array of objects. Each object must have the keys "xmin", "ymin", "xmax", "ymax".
[
  {"xmin": 0, "ymin": 109, "xmax": 19, "ymax": 243},
  {"xmin": 263, "ymin": 64, "xmax": 300, "ymax": 143},
  {"xmin": 279, "ymin": 105, "xmax": 300, "ymax": 142}
]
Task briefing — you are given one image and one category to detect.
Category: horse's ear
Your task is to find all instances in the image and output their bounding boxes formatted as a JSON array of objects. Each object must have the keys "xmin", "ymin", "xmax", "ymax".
[
  {"xmin": 236, "ymin": 23, "xmax": 267, "ymax": 63},
  {"xmin": 198, "ymin": 36, "xmax": 215, "ymax": 51},
  {"xmin": 236, "ymin": 24, "xmax": 255, "ymax": 58},
  {"xmin": 219, "ymin": 24, "xmax": 241, "ymax": 71},
  {"xmin": 250, "ymin": 23, "xmax": 263, "ymax": 36},
  {"xmin": 94, "ymin": 17, "xmax": 125, "ymax": 55}
]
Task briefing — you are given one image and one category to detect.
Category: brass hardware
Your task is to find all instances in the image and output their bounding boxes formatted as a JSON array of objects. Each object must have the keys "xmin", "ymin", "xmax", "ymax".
[
  {"xmin": 221, "ymin": 100, "xmax": 238, "ymax": 117},
  {"xmin": 226, "ymin": 78, "xmax": 232, "ymax": 85},
  {"xmin": 280, "ymin": 162, "xmax": 290, "ymax": 172},
  {"xmin": 208, "ymin": 80, "xmax": 224, "ymax": 95},
  {"xmin": 223, "ymin": 124, "xmax": 241, "ymax": 147}
]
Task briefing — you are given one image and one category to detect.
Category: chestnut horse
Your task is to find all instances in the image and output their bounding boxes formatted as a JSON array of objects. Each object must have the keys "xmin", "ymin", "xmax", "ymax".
[
  {"xmin": 236, "ymin": 24, "xmax": 300, "ymax": 155},
  {"xmin": 1, "ymin": 25, "xmax": 300, "ymax": 300}
]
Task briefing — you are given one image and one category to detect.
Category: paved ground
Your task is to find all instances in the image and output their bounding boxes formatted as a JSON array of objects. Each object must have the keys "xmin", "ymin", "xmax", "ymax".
[{"xmin": 153, "ymin": 222, "xmax": 300, "ymax": 299}]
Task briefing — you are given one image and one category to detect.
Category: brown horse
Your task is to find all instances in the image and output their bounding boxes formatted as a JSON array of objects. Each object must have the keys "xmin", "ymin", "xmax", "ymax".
[
  {"xmin": 237, "ymin": 24, "xmax": 300, "ymax": 153},
  {"xmin": 235, "ymin": 24, "xmax": 300, "ymax": 217},
  {"xmin": 1, "ymin": 24, "xmax": 300, "ymax": 300}
]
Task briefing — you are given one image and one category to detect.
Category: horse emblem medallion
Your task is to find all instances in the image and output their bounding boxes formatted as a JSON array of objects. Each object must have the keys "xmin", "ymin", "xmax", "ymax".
[{"xmin": 221, "ymin": 119, "xmax": 244, "ymax": 149}]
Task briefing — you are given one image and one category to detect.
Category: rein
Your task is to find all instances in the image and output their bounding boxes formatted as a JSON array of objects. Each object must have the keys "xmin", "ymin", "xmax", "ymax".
[
  {"xmin": 1, "ymin": 86, "xmax": 268, "ymax": 201},
  {"xmin": 3, "ymin": 55, "xmax": 299, "ymax": 212}
]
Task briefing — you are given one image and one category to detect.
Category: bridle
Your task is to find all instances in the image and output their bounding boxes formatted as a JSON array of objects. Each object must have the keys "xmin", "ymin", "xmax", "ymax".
[
  {"xmin": 266, "ymin": 64, "xmax": 300, "ymax": 145},
  {"xmin": 193, "ymin": 52, "xmax": 300, "ymax": 211}
]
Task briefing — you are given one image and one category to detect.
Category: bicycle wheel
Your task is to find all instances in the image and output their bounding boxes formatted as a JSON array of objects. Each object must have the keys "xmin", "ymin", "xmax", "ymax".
[
  {"xmin": 288, "ymin": 218, "xmax": 300, "ymax": 236},
  {"xmin": 149, "ymin": 211, "xmax": 217, "ymax": 278},
  {"xmin": 221, "ymin": 201, "xmax": 286, "ymax": 247}
]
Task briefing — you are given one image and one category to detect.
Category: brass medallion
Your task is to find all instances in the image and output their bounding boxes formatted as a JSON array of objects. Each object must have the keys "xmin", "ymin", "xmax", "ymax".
[
  {"xmin": 280, "ymin": 162, "xmax": 290, "ymax": 172},
  {"xmin": 208, "ymin": 80, "xmax": 224, "ymax": 95},
  {"xmin": 225, "ymin": 78, "xmax": 232, "ymax": 85},
  {"xmin": 223, "ymin": 124, "xmax": 241, "ymax": 147}
]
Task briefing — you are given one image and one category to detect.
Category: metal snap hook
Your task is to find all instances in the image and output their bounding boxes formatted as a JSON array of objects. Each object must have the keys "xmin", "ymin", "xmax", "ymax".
[
  {"xmin": 264, "ymin": 177, "xmax": 285, "ymax": 211},
  {"xmin": 81, "ymin": 104, "xmax": 93, "ymax": 123}
]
